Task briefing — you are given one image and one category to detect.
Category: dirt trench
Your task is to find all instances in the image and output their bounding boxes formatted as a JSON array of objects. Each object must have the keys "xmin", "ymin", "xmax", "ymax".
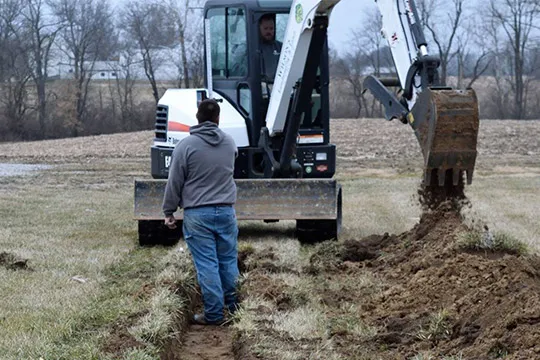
[
  {"xmin": 103, "ymin": 176, "xmax": 539, "ymax": 359},
  {"xmin": 101, "ymin": 286, "xmax": 235, "ymax": 360},
  {"xmin": 162, "ymin": 324, "xmax": 234, "ymax": 360}
]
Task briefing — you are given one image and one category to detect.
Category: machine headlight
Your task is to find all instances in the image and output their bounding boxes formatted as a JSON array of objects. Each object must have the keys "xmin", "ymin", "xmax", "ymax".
[{"xmin": 315, "ymin": 152, "xmax": 327, "ymax": 161}]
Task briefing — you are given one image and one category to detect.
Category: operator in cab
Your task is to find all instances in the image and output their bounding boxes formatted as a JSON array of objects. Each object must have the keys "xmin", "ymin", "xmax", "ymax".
[{"xmin": 259, "ymin": 13, "xmax": 282, "ymax": 83}]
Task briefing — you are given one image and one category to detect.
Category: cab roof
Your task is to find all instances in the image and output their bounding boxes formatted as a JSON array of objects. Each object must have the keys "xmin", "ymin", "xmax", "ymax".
[{"xmin": 204, "ymin": 0, "xmax": 293, "ymax": 12}]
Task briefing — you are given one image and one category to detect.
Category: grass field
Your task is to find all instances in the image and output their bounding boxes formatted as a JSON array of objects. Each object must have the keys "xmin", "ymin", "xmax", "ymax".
[{"xmin": 0, "ymin": 119, "xmax": 538, "ymax": 359}]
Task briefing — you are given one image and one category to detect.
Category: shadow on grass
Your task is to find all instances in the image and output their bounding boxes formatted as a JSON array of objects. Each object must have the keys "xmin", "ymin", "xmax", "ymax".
[{"xmin": 238, "ymin": 221, "xmax": 296, "ymax": 241}]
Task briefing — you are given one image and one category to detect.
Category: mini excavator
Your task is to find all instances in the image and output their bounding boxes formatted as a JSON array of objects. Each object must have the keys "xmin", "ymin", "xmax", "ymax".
[{"xmin": 134, "ymin": 0, "xmax": 479, "ymax": 244}]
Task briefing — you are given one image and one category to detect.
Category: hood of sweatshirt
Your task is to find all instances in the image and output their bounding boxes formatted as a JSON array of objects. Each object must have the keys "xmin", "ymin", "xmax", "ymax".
[{"xmin": 190, "ymin": 121, "xmax": 223, "ymax": 146}]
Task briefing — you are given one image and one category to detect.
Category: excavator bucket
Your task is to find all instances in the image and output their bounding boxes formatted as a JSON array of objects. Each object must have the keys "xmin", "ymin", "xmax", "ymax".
[{"xmin": 408, "ymin": 88, "xmax": 479, "ymax": 187}]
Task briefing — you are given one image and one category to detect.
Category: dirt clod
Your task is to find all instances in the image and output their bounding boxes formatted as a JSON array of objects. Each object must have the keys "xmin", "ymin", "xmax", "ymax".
[
  {"xmin": 0, "ymin": 252, "xmax": 30, "ymax": 270},
  {"xmin": 341, "ymin": 233, "xmax": 397, "ymax": 262}
]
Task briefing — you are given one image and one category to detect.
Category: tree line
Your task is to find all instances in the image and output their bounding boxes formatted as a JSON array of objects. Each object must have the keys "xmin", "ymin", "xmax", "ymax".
[
  {"xmin": 0, "ymin": 0, "xmax": 204, "ymax": 141},
  {"xmin": 332, "ymin": 0, "xmax": 540, "ymax": 120},
  {"xmin": 0, "ymin": 0, "xmax": 538, "ymax": 142}
]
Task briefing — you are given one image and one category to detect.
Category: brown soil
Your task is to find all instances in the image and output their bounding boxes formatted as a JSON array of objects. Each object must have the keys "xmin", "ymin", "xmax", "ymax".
[
  {"xmin": 0, "ymin": 252, "xmax": 30, "ymax": 270},
  {"xmin": 235, "ymin": 182, "xmax": 540, "ymax": 359},
  {"xmin": 0, "ymin": 120, "xmax": 538, "ymax": 173},
  {"xmin": 159, "ymin": 294, "xmax": 234, "ymax": 360},
  {"xmin": 164, "ymin": 325, "xmax": 233, "ymax": 360},
  {"xmin": 309, "ymin": 195, "xmax": 540, "ymax": 358},
  {"xmin": 101, "ymin": 313, "xmax": 147, "ymax": 357}
]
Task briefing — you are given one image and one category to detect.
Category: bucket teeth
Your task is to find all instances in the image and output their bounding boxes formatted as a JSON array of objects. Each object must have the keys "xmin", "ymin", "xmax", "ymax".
[
  {"xmin": 452, "ymin": 169, "xmax": 461, "ymax": 186},
  {"xmin": 466, "ymin": 169, "xmax": 474, "ymax": 185},
  {"xmin": 424, "ymin": 169, "xmax": 432, "ymax": 186},
  {"xmin": 438, "ymin": 169, "xmax": 446, "ymax": 187}
]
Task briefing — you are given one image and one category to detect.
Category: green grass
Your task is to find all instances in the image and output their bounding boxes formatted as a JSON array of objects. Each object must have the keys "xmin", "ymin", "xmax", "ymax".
[{"xmin": 0, "ymin": 161, "xmax": 195, "ymax": 359}]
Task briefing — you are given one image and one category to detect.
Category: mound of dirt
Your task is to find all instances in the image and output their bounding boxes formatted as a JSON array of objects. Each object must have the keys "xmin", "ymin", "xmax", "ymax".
[
  {"xmin": 308, "ymin": 187, "xmax": 540, "ymax": 359},
  {"xmin": 0, "ymin": 252, "xmax": 30, "ymax": 270}
]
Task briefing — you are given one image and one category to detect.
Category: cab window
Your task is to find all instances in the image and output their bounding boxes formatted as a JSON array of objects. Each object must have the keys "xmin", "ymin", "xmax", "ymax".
[{"xmin": 207, "ymin": 7, "xmax": 247, "ymax": 78}]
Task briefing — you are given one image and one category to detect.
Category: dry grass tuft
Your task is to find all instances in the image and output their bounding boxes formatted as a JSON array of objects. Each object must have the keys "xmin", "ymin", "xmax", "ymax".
[
  {"xmin": 457, "ymin": 230, "xmax": 529, "ymax": 255},
  {"xmin": 416, "ymin": 309, "xmax": 453, "ymax": 343}
]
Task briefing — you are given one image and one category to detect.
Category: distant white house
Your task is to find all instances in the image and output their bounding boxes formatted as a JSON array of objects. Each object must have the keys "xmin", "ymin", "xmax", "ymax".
[
  {"xmin": 52, "ymin": 60, "xmax": 121, "ymax": 80},
  {"xmin": 50, "ymin": 47, "xmax": 183, "ymax": 81}
]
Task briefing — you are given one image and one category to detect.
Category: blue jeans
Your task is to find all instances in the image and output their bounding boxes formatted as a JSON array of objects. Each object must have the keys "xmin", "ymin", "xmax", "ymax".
[{"xmin": 183, "ymin": 205, "xmax": 239, "ymax": 323}]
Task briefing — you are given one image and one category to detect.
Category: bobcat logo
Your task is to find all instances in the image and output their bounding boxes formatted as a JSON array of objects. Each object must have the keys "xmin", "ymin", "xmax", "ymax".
[{"xmin": 295, "ymin": 4, "xmax": 303, "ymax": 23}]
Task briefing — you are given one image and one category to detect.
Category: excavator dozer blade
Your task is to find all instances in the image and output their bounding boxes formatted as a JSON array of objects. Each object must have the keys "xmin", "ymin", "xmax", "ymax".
[
  {"xmin": 409, "ymin": 88, "xmax": 479, "ymax": 187},
  {"xmin": 134, "ymin": 178, "xmax": 342, "ymax": 244},
  {"xmin": 134, "ymin": 179, "xmax": 340, "ymax": 220}
]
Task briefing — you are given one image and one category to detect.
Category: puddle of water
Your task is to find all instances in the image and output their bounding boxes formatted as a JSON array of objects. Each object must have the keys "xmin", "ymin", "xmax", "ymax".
[{"xmin": 0, "ymin": 163, "xmax": 52, "ymax": 177}]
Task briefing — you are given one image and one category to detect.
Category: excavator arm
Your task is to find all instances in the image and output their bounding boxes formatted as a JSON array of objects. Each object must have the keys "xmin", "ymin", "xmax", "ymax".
[
  {"xmin": 263, "ymin": 0, "xmax": 479, "ymax": 186},
  {"xmin": 259, "ymin": 0, "xmax": 340, "ymax": 178},
  {"xmin": 365, "ymin": 0, "xmax": 480, "ymax": 187}
]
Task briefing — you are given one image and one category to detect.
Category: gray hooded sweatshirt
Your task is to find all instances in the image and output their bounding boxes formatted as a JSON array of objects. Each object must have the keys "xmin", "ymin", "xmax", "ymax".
[
  {"xmin": 260, "ymin": 40, "xmax": 282, "ymax": 82},
  {"xmin": 162, "ymin": 121, "xmax": 237, "ymax": 216}
]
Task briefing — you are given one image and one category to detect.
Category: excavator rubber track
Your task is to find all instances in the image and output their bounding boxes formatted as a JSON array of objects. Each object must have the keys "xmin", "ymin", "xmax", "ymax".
[{"xmin": 408, "ymin": 88, "xmax": 479, "ymax": 187}]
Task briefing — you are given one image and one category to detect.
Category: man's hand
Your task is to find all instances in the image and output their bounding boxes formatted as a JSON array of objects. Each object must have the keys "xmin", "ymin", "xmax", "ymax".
[{"xmin": 164, "ymin": 215, "xmax": 177, "ymax": 229}]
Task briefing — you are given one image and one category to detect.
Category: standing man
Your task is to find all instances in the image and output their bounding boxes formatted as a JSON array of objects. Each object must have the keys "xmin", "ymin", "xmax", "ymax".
[{"xmin": 162, "ymin": 99, "xmax": 239, "ymax": 325}]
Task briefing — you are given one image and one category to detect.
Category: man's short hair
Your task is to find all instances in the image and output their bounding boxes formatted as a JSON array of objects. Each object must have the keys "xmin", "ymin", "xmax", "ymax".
[
  {"xmin": 259, "ymin": 13, "xmax": 274, "ymax": 24},
  {"xmin": 196, "ymin": 99, "xmax": 220, "ymax": 123}
]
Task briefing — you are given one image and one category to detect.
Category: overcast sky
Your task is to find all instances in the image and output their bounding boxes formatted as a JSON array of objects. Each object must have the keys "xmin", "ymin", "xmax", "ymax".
[
  {"xmin": 328, "ymin": 0, "xmax": 376, "ymax": 54},
  {"xmin": 112, "ymin": 0, "xmax": 376, "ymax": 54}
]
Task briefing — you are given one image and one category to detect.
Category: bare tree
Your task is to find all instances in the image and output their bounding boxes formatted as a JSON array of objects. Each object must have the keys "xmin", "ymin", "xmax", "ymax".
[
  {"xmin": 418, "ymin": 0, "xmax": 466, "ymax": 86},
  {"xmin": 487, "ymin": 0, "xmax": 540, "ymax": 119},
  {"xmin": 331, "ymin": 8, "xmax": 389, "ymax": 118},
  {"xmin": 109, "ymin": 43, "xmax": 138, "ymax": 131},
  {"xmin": 21, "ymin": 0, "xmax": 60, "ymax": 138},
  {"xmin": 455, "ymin": 13, "xmax": 492, "ymax": 89},
  {"xmin": 168, "ymin": 0, "xmax": 198, "ymax": 88},
  {"xmin": 0, "ymin": 0, "xmax": 33, "ymax": 140},
  {"xmin": 188, "ymin": 30, "xmax": 205, "ymax": 87},
  {"xmin": 349, "ymin": 9, "xmax": 392, "ymax": 78},
  {"xmin": 122, "ymin": 0, "xmax": 176, "ymax": 103},
  {"xmin": 333, "ymin": 52, "xmax": 367, "ymax": 118},
  {"xmin": 52, "ymin": 0, "xmax": 116, "ymax": 135}
]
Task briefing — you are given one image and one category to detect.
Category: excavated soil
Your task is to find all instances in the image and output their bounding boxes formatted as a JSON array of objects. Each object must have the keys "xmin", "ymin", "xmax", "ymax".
[
  {"xmin": 101, "ymin": 312, "xmax": 147, "ymax": 357},
  {"xmin": 236, "ymin": 178, "xmax": 540, "ymax": 359},
  {"xmin": 307, "ymin": 183, "xmax": 540, "ymax": 358}
]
